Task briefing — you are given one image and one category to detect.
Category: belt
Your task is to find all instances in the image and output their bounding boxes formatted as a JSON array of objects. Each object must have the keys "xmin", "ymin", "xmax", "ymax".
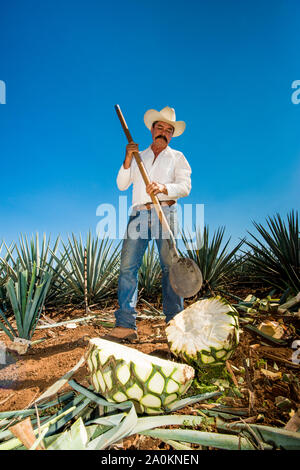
[{"xmin": 134, "ymin": 200, "xmax": 176, "ymax": 211}]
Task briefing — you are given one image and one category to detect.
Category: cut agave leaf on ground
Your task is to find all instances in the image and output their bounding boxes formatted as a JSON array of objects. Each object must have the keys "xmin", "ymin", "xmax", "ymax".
[
  {"xmin": 36, "ymin": 315, "xmax": 98, "ymax": 330},
  {"xmin": 68, "ymin": 379, "xmax": 133, "ymax": 411},
  {"xmin": 0, "ymin": 401, "xmax": 82, "ymax": 451},
  {"xmin": 163, "ymin": 439, "xmax": 195, "ymax": 450},
  {"xmin": 87, "ymin": 403, "xmax": 138, "ymax": 450},
  {"xmin": 86, "ymin": 338, "xmax": 195, "ymax": 415},
  {"xmin": 35, "ymin": 355, "xmax": 86, "ymax": 404},
  {"xmin": 47, "ymin": 417, "xmax": 88, "ymax": 450},
  {"xmin": 200, "ymin": 410, "xmax": 245, "ymax": 420},
  {"xmin": 86, "ymin": 412, "xmax": 127, "ymax": 427},
  {"xmin": 29, "ymin": 428, "xmax": 48, "ymax": 450},
  {"xmin": 166, "ymin": 297, "xmax": 239, "ymax": 368},
  {"xmin": 225, "ymin": 423, "xmax": 300, "ymax": 451},
  {"xmin": 131, "ymin": 414, "xmax": 205, "ymax": 435},
  {"xmin": 141, "ymin": 428, "xmax": 256, "ymax": 450},
  {"xmin": 46, "ymin": 397, "xmax": 91, "ymax": 437},
  {"xmin": 0, "ymin": 392, "xmax": 75, "ymax": 442},
  {"xmin": 166, "ymin": 391, "xmax": 221, "ymax": 412}
]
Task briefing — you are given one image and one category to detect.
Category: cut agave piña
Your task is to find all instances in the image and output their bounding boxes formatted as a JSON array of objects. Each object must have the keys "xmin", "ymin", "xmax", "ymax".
[
  {"xmin": 166, "ymin": 297, "xmax": 239, "ymax": 368},
  {"xmin": 87, "ymin": 338, "xmax": 195, "ymax": 414}
]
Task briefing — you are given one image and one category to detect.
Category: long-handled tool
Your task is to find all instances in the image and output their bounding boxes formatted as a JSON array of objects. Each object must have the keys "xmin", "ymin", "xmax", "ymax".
[{"xmin": 114, "ymin": 104, "xmax": 203, "ymax": 298}]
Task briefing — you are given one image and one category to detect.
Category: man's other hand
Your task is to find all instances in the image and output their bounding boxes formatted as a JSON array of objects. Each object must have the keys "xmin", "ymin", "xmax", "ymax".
[{"xmin": 146, "ymin": 181, "xmax": 168, "ymax": 196}]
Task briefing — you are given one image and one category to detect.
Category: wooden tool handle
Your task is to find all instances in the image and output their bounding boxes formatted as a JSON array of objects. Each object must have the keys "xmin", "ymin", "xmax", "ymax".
[
  {"xmin": 114, "ymin": 104, "xmax": 153, "ymax": 193},
  {"xmin": 114, "ymin": 104, "xmax": 178, "ymax": 252}
]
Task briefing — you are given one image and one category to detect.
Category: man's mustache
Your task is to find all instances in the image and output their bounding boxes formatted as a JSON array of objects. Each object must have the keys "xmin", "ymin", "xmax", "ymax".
[{"xmin": 155, "ymin": 135, "xmax": 168, "ymax": 142}]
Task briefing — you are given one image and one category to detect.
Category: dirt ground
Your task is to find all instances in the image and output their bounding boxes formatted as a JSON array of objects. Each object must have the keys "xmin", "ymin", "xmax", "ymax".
[
  {"xmin": 0, "ymin": 297, "xmax": 299, "ymax": 450},
  {"xmin": 0, "ymin": 308, "xmax": 173, "ymax": 412}
]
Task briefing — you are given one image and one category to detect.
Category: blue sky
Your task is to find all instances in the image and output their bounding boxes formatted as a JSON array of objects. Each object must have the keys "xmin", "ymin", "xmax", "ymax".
[{"xmin": 0, "ymin": 0, "xmax": 299, "ymax": 252}]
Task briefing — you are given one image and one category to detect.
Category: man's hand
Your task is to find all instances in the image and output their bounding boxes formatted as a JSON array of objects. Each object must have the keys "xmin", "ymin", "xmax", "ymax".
[
  {"xmin": 146, "ymin": 181, "xmax": 168, "ymax": 196},
  {"xmin": 123, "ymin": 142, "xmax": 139, "ymax": 169}
]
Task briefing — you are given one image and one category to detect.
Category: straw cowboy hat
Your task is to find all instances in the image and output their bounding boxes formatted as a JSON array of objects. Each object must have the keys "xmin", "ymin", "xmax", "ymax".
[{"xmin": 144, "ymin": 106, "xmax": 186, "ymax": 137}]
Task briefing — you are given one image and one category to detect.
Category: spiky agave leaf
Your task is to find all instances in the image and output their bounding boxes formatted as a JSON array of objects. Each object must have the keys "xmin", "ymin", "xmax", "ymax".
[
  {"xmin": 181, "ymin": 225, "xmax": 244, "ymax": 296},
  {"xmin": 166, "ymin": 297, "xmax": 239, "ymax": 368},
  {"xmin": 244, "ymin": 211, "xmax": 300, "ymax": 294},
  {"xmin": 46, "ymin": 417, "xmax": 88, "ymax": 450},
  {"xmin": 87, "ymin": 338, "xmax": 195, "ymax": 415},
  {"xmin": 52, "ymin": 232, "xmax": 120, "ymax": 304}
]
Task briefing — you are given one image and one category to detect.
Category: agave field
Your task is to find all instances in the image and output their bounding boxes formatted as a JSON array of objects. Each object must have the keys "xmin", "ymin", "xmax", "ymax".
[{"xmin": 0, "ymin": 211, "xmax": 299, "ymax": 451}]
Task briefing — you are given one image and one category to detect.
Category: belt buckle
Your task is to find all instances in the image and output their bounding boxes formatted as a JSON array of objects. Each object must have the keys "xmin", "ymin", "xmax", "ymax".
[{"xmin": 163, "ymin": 200, "xmax": 175, "ymax": 207}]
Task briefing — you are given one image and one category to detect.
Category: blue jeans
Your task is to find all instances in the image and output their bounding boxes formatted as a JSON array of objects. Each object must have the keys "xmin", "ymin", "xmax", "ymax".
[{"xmin": 114, "ymin": 205, "xmax": 184, "ymax": 329}]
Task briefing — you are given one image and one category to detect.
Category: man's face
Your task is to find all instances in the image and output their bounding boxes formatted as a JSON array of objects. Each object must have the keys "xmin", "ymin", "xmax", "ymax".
[{"xmin": 151, "ymin": 121, "xmax": 174, "ymax": 146}]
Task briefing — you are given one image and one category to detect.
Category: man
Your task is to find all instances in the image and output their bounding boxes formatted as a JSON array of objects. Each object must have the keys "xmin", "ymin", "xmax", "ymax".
[{"xmin": 105, "ymin": 106, "xmax": 192, "ymax": 343}]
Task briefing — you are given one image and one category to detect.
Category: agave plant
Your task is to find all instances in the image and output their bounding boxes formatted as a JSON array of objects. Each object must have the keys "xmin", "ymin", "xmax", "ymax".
[
  {"xmin": 138, "ymin": 241, "xmax": 161, "ymax": 298},
  {"xmin": 181, "ymin": 225, "xmax": 244, "ymax": 296},
  {"xmin": 51, "ymin": 232, "xmax": 121, "ymax": 305},
  {"xmin": 0, "ymin": 233, "xmax": 66, "ymax": 305},
  {"xmin": 0, "ymin": 262, "xmax": 52, "ymax": 341},
  {"xmin": 244, "ymin": 211, "xmax": 300, "ymax": 294}
]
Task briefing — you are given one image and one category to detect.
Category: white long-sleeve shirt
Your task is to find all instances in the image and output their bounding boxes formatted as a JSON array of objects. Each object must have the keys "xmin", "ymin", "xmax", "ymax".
[{"xmin": 116, "ymin": 145, "xmax": 192, "ymax": 207}]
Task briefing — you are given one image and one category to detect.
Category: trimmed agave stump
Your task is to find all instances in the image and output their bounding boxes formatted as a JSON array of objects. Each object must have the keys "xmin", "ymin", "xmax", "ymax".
[
  {"xmin": 166, "ymin": 297, "xmax": 240, "ymax": 369},
  {"xmin": 86, "ymin": 338, "xmax": 195, "ymax": 415},
  {"xmin": 7, "ymin": 338, "xmax": 32, "ymax": 355}
]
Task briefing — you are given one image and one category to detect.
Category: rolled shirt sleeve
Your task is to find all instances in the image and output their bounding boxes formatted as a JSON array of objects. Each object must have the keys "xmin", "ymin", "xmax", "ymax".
[{"xmin": 164, "ymin": 153, "xmax": 192, "ymax": 199}]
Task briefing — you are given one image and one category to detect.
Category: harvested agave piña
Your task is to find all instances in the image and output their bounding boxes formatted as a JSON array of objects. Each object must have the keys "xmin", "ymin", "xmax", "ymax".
[
  {"xmin": 87, "ymin": 338, "xmax": 195, "ymax": 415},
  {"xmin": 166, "ymin": 297, "xmax": 239, "ymax": 368}
]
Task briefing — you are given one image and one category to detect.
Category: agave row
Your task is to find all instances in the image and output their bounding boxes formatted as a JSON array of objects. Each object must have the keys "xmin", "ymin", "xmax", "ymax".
[{"xmin": 0, "ymin": 210, "xmax": 298, "ymax": 311}]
